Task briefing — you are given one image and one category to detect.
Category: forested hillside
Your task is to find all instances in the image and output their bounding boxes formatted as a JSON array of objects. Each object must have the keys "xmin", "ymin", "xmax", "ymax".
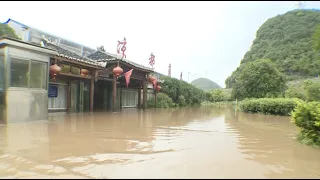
[{"xmin": 226, "ymin": 9, "xmax": 320, "ymax": 88}]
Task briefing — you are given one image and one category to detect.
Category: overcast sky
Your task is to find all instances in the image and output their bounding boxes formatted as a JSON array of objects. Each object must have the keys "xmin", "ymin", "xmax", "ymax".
[{"xmin": 1, "ymin": 1, "xmax": 320, "ymax": 87}]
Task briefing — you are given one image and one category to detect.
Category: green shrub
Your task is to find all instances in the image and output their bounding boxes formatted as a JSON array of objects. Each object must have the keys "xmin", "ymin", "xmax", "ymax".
[
  {"xmin": 306, "ymin": 82, "xmax": 320, "ymax": 101},
  {"xmin": 240, "ymin": 98, "xmax": 303, "ymax": 116},
  {"xmin": 147, "ymin": 92, "xmax": 175, "ymax": 108},
  {"xmin": 285, "ymin": 86, "xmax": 307, "ymax": 101},
  {"xmin": 178, "ymin": 95, "xmax": 187, "ymax": 107},
  {"xmin": 160, "ymin": 76, "xmax": 205, "ymax": 106},
  {"xmin": 210, "ymin": 89, "xmax": 232, "ymax": 102},
  {"xmin": 292, "ymin": 102, "xmax": 320, "ymax": 146}
]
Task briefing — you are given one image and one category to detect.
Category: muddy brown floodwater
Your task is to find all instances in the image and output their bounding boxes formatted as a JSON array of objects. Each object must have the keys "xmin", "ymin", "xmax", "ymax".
[{"xmin": 0, "ymin": 106, "xmax": 319, "ymax": 179}]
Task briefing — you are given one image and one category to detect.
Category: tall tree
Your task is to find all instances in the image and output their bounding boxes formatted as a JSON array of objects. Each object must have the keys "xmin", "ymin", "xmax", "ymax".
[{"xmin": 231, "ymin": 59, "xmax": 287, "ymax": 99}]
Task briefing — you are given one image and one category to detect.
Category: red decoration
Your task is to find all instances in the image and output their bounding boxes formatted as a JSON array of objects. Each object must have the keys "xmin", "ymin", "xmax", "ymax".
[
  {"xmin": 124, "ymin": 69, "xmax": 133, "ymax": 88},
  {"xmin": 156, "ymin": 85, "xmax": 161, "ymax": 91},
  {"xmin": 49, "ymin": 64, "xmax": 61, "ymax": 80},
  {"xmin": 149, "ymin": 53, "xmax": 155, "ymax": 68},
  {"xmin": 81, "ymin": 69, "xmax": 89, "ymax": 77},
  {"xmin": 117, "ymin": 37, "xmax": 127, "ymax": 59},
  {"xmin": 152, "ymin": 78, "xmax": 157, "ymax": 88},
  {"xmin": 113, "ymin": 65, "xmax": 123, "ymax": 77}
]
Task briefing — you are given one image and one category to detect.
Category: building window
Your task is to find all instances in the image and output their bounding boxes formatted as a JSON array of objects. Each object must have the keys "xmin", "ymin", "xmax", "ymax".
[
  {"xmin": 10, "ymin": 58, "xmax": 48, "ymax": 89},
  {"xmin": 30, "ymin": 61, "xmax": 47, "ymax": 89},
  {"xmin": 10, "ymin": 58, "xmax": 29, "ymax": 88},
  {"xmin": 48, "ymin": 84, "xmax": 67, "ymax": 109},
  {"xmin": 122, "ymin": 90, "xmax": 138, "ymax": 107}
]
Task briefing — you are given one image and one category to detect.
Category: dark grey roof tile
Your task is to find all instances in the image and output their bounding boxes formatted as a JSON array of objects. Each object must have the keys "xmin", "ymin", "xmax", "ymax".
[
  {"xmin": 43, "ymin": 40, "xmax": 103, "ymax": 67},
  {"xmin": 88, "ymin": 50, "xmax": 153, "ymax": 71}
]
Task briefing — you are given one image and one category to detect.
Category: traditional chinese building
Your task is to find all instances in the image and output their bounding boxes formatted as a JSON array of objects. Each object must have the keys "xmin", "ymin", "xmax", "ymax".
[
  {"xmin": 41, "ymin": 38, "xmax": 104, "ymax": 113},
  {"xmin": 87, "ymin": 50, "xmax": 153, "ymax": 111}
]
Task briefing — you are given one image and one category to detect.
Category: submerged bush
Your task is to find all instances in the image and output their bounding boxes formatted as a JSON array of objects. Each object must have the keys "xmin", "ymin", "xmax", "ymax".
[
  {"xmin": 147, "ymin": 92, "xmax": 176, "ymax": 108},
  {"xmin": 292, "ymin": 101, "xmax": 320, "ymax": 146},
  {"xmin": 240, "ymin": 98, "xmax": 303, "ymax": 116}
]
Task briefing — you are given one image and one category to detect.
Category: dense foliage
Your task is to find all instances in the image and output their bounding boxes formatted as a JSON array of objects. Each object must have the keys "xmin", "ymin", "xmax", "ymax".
[
  {"xmin": 285, "ymin": 79, "xmax": 320, "ymax": 101},
  {"xmin": 226, "ymin": 9, "xmax": 320, "ymax": 88},
  {"xmin": 149, "ymin": 75, "xmax": 206, "ymax": 108},
  {"xmin": 292, "ymin": 101, "xmax": 320, "ymax": 146},
  {"xmin": 285, "ymin": 85, "xmax": 307, "ymax": 101},
  {"xmin": 147, "ymin": 92, "xmax": 176, "ymax": 108},
  {"xmin": 0, "ymin": 23, "xmax": 20, "ymax": 39},
  {"xmin": 206, "ymin": 89, "xmax": 232, "ymax": 102},
  {"xmin": 240, "ymin": 98, "xmax": 302, "ymax": 116},
  {"xmin": 191, "ymin": 78, "xmax": 221, "ymax": 91},
  {"xmin": 231, "ymin": 59, "xmax": 286, "ymax": 100},
  {"xmin": 160, "ymin": 76, "xmax": 205, "ymax": 106}
]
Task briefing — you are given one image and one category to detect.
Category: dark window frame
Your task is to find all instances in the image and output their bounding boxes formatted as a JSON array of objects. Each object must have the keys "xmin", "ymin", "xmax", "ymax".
[{"xmin": 10, "ymin": 56, "xmax": 48, "ymax": 90}]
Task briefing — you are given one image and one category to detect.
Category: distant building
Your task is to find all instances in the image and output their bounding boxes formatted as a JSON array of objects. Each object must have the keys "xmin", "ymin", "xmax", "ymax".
[{"xmin": 4, "ymin": 19, "xmax": 95, "ymax": 57}]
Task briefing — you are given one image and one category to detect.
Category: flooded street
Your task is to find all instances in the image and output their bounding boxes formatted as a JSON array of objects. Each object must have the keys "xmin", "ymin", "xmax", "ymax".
[{"xmin": 0, "ymin": 106, "xmax": 319, "ymax": 179}]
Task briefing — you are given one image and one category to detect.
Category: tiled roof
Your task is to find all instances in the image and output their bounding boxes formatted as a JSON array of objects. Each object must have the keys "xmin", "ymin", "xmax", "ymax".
[
  {"xmin": 87, "ymin": 50, "xmax": 153, "ymax": 72},
  {"xmin": 42, "ymin": 39, "xmax": 104, "ymax": 67},
  {"xmin": 87, "ymin": 50, "xmax": 117, "ymax": 61}
]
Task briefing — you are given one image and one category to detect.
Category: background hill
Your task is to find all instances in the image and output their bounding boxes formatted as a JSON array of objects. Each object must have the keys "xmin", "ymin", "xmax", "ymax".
[
  {"xmin": 226, "ymin": 9, "xmax": 320, "ymax": 88},
  {"xmin": 191, "ymin": 78, "xmax": 221, "ymax": 91}
]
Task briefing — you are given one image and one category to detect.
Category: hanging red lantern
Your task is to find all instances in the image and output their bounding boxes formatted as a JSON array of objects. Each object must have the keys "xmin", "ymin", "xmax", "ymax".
[
  {"xmin": 113, "ymin": 65, "xmax": 123, "ymax": 77},
  {"xmin": 81, "ymin": 69, "xmax": 89, "ymax": 77},
  {"xmin": 49, "ymin": 64, "xmax": 61, "ymax": 80},
  {"xmin": 156, "ymin": 85, "xmax": 161, "ymax": 91}
]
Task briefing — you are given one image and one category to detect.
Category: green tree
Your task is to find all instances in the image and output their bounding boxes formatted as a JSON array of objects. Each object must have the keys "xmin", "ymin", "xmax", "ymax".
[
  {"xmin": 312, "ymin": 24, "xmax": 320, "ymax": 53},
  {"xmin": 159, "ymin": 76, "xmax": 205, "ymax": 106},
  {"xmin": 0, "ymin": 23, "xmax": 20, "ymax": 39},
  {"xmin": 285, "ymin": 85, "xmax": 307, "ymax": 100},
  {"xmin": 306, "ymin": 82, "xmax": 320, "ymax": 101},
  {"xmin": 231, "ymin": 59, "xmax": 287, "ymax": 99},
  {"xmin": 210, "ymin": 89, "xmax": 231, "ymax": 102}
]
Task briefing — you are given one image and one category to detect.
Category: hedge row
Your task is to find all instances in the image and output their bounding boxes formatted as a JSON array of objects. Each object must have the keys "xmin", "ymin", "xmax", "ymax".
[{"xmin": 239, "ymin": 98, "xmax": 303, "ymax": 116}]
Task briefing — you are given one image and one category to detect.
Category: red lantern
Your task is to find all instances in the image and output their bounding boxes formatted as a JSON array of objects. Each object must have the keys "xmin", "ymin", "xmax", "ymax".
[
  {"xmin": 49, "ymin": 64, "xmax": 61, "ymax": 80},
  {"xmin": 81, "ymin": 69, "xmax": 89, "ymax": 77},
  {"xmin": 156, "ymin": 85, "xmax": 161, "ymax": 91},
  {"xmin": 113, "ymin": 66, "xmax": 123, "ymax": 77}
]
